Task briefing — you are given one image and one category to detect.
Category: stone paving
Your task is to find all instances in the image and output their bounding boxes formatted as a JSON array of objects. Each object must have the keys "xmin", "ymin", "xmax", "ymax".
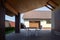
[{"xmin": 6, "ymin": 29, "xmax": 60, "ymax": 40}]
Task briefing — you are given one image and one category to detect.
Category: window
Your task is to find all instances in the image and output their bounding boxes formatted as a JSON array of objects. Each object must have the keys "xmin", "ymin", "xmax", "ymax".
[{"xmin": 46, "ymin": 20, "xmax": 51, "ymax": 24}]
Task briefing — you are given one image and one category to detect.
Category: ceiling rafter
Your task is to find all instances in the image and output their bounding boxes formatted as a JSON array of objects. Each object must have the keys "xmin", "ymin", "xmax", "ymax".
[
  {"xmin": 50, "ymin": 0, "xmax": 59, "ymax": 6},
  {"xmin": 47, "ymin": 2, "xmax": 55, "ymax": 9},
  {"xmin": 45, "ymin": 0, "xmax": 59, "ymax": 11},
  {"xmin": 4, "ymin": 2, "xmax": 18, "ymax": 15},
  {"xmin": 45, "ymin": 5, "xmax": 53, "ymax": 11},
  {"xmin": 47, "ymin": 0, "xmax": 59, "ymax": 8}
]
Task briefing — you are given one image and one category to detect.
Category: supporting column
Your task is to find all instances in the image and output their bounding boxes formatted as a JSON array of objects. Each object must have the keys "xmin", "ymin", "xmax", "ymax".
[
  {"xmin": 15, "ymin": 13, "xmax": 20, "ymax": 33},
  {"xmin": 52, "ymin": 7, "xmax": 60, "ymax": 35},
  {"xmin": 0, "ymin": 0, "xmax": 5, "ymax": 40}
]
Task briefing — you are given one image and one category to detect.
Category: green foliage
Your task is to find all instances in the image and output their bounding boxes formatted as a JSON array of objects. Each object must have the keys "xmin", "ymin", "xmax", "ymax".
[{"xmin": 5, "ymin": 27, "xmax": 15, "ymax": 34}]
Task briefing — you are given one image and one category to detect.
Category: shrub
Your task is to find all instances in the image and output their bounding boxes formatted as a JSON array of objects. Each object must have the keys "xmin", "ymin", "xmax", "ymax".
[{"xmin": 5, "ymin": 27, "xmax": 15, "ymax": 34}]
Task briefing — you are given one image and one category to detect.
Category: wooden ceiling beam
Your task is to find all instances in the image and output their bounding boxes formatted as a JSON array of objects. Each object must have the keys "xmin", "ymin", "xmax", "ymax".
[
  {"xmin": 50, "ymin": 0, "xmax": 59, "ymax": 6},
  {"xmin": 47, "ymin": 2, "xmax": 55, "ymax": 9},
  {"xmin": 47, "ymin": 0, "xmax": 59, "ymax": 8},
  {"xmin": 4, "ymin": 2, "xmax": 18, "ymax": 15},
  {"xmin": 45, "ymin": 5, "xmax": 53, "ymax": 11}
]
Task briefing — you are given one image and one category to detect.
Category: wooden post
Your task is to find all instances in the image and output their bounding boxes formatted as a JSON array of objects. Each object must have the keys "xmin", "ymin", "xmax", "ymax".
[
  {"xmin": 0, "ymin": 0, "xmax": 5, "ymax": 40},
  {"xmin": 15, "ymin": 13, "xmax": 20, "ymax": 33}
]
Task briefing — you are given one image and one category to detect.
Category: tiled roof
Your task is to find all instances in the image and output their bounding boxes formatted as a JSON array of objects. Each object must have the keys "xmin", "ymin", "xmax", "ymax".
[
  {"xmin": 9, "ymin": 21, "xmax": 15, "ymax": 27},
  {"xmin": 23, "ymin": 11, "xmax": 51, "ymax": 20},
  {"xmin": 5, "ymin": 20, "xmax": 15, "ymax": 27}
]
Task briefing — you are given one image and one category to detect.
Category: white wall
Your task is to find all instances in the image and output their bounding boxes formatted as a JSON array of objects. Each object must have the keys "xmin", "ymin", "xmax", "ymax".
[
  {"xmin": 24, "ymin": 20, "xmax": 29, "ymax": 27},
  {"xmin": 40, "ymin": 20, "xmax": 51, "ymax": 28},
  {"xmin": 5, "ymin": 21, "xmax": 10, "ymax": 27},
  {"xmin": 24, "ymin": 20, "xmax": 51, "ymax": 28},
  {"xmin": 21, "ymin": 14, "xmax": 24, "ymax": 23}
]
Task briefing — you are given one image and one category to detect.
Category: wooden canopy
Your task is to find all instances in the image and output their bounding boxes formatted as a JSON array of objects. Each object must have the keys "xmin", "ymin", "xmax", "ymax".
[{"xmin": 2, "ymin": 0, "xmax": 60, "ymax": 16}]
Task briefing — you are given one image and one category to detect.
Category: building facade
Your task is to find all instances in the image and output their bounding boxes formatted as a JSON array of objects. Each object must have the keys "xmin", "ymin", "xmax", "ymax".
[{"xmin": 23, "ymin": 11, "xmax": 51, "ymax": 29}]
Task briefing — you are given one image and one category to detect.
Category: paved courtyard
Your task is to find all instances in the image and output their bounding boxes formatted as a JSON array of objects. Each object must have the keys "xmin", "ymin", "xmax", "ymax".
[{"xmin": 6, "ymin": 29, "xmax": 60, "ymax": 40}]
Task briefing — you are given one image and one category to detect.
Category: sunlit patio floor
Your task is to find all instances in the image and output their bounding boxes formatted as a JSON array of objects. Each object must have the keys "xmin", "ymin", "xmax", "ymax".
[{"xmin": 6, "ymin": 29, "xmax": 60, "ymax": 40}]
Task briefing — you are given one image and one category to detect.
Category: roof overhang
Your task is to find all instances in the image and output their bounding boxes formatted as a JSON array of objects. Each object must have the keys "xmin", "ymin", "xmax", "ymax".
[{"xmin": 2, "ymin": 0, "xmax": 60, "ymax": 16}]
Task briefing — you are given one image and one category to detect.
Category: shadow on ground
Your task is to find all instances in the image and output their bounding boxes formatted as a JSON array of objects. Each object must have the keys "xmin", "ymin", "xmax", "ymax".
[{"xmin": 6, "ymin": 29, "xmax": 60, "ymax": 40}]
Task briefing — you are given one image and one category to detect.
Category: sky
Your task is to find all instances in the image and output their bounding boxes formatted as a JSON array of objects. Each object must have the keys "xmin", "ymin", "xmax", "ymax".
[{"xmin": 5, "ymin": 6, "xmax": 51, "ymax": 23}]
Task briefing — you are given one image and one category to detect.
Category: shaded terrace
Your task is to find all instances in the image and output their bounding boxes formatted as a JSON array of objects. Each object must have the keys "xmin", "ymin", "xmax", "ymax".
[{"xmin": 0, "ymin": 0, "xmax": 60, "ymax": 40}]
